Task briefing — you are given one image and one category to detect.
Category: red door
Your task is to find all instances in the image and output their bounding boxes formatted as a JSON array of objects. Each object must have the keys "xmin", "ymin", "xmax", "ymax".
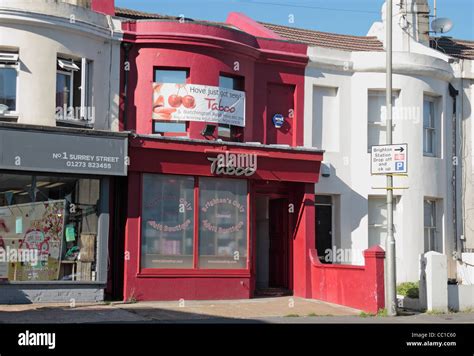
[{"xmin": 268, "ymin": 198, "xmax": 289, "ymax": 288}]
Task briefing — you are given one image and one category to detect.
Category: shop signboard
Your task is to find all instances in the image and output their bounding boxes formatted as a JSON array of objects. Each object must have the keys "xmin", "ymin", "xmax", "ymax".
[
  {"xmin": 208, "ymin": 152, "xmax": 257, "ymax": 177},
  {"xmin": 0, "ymin": 129, "xmax": 127, "ymax": 176},
  {"xmin": 152, "ymin": 83, "xmax": 246, "ymax": 127}
]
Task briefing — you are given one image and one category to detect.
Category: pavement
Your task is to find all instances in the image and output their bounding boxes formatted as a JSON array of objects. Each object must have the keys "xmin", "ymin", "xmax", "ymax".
[{"xmin": 0, "ymin": 297, "xmax": 473, "ymax": 323}]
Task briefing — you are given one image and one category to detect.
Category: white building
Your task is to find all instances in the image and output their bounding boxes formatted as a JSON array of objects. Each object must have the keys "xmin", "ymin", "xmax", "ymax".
[
  {"xmin": 264, "ymin": 0, "xmax": 474, "ymax": 283},
  {"xmin": 0, "ymin": 0, "xmax": 122, "ymax": 129},
  {"xmin": 0, "ymin": 0, "xmax": 127, "ymax": 303}
]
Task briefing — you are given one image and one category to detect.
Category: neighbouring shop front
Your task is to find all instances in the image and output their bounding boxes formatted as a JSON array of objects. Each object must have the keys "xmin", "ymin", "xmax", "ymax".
[
  {"xmin": 0, "ymin": 123, "xmax": 127, "ymax": 303},
  {"xmin": 124, "ymin": 136, "xmax": 323, "ymax": 301}
]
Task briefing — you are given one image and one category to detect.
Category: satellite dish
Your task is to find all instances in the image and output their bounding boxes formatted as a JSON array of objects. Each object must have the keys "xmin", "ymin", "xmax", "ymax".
[{"xmin": 431, "ymin": 18, "xmax": 453, "ymax": 34}]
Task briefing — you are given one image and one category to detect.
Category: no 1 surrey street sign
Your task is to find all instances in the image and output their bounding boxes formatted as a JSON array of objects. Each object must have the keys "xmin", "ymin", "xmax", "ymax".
[{"xmin": 371, "ymin": 144, "xmax": 408, "ymax": 174}]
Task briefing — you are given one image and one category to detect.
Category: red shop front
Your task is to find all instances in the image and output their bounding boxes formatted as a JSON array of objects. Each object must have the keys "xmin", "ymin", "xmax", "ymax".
[{"xmin": 123, "ymin": 136, "xmax": 323, "ymax": 301}]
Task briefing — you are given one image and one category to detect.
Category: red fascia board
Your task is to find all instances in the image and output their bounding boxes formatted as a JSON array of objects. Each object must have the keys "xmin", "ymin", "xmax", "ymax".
[{"xmin": 130, "ymin": 138, "xmax": 323, "ymax": 162}]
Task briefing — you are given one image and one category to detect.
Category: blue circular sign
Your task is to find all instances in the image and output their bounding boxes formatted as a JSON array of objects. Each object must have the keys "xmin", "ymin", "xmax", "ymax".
[{"xmin": 272, "ymin": 114, "xmax": 285, "ymax": 128}]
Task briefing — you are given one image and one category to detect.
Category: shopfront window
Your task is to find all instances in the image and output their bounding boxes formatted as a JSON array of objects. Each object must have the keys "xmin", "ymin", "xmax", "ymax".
[
  {"xmin": 140, "ymin": 174, "xmax": 248, "ymax": 270},
  {"xmin": 141, "ymin": 174, "xmax": 194, "ymax": 268},
  {"xmin": 199, "ymin": 178, "xmax": 247, "ymax": 269},
  {"xmin": 0, "ymin": 173, "xmax": 100, "ymax": 282}
]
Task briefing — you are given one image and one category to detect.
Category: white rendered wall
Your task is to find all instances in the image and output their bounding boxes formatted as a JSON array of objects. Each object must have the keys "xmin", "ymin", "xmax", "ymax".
[
  {"xmin": 305, "ymin": 46, "xmax": 455, "ymax": 282},
  {"xmin": 0, "ymin": 0, "xmax": 122, "ymax": 130}
]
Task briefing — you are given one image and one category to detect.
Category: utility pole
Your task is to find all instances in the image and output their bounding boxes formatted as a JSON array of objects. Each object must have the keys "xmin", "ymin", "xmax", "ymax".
[{"xmin": 385, "ymin": 0, "xmax": 397, "ymax": 316}]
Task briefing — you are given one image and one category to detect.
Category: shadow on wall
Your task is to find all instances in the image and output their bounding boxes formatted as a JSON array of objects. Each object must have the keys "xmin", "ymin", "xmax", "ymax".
[
  {"xmin": 316, "ymin": 163, "xmax": 368, "ymax": 263},
  {"xmin": 0, "ymin": 286, "xmax": 34, "ymax": 304}
]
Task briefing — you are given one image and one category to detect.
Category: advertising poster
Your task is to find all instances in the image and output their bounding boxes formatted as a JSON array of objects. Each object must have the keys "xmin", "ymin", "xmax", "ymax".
[
  {"xmin": 152, "ymin": 83, "xmax": 246, "ymax": 127},
  {"xmin": 0, "ymin": 200, "xmax": 66, "ymax": 281}
]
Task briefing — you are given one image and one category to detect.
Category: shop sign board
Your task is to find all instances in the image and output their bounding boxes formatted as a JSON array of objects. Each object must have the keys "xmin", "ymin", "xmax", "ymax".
[
  {"xmin": 0, "ymin": 129, "xmax": 127, "ymax": 176},
  {"xmin": 153, "ymin": 83, "xmax": 246, "ymax": 127},
  {"xmin": 208, "ymin": 152, "xmax": 257, "ymax": 177}
]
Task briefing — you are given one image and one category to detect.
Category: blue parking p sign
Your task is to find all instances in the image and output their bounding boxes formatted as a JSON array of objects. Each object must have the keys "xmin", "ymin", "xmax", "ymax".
[{"xmin": 395, "ymin": 162, "xmax": 405, "ymax": 171}]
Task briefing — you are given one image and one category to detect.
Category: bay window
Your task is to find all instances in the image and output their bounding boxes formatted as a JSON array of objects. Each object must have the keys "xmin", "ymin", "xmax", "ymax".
[{"xmin": 140, "ymin": 174, "xmax": 248, "ymax": 271}]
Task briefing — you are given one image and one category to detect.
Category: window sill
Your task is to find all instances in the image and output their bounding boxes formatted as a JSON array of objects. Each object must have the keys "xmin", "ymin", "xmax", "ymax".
[
  {"xmin": 0, "ymin": 113, "xmax": 18, "ymax": 122},
  {"xmin": 0, "ymin": 280, "xmax": 106, "ymax": 286},
  {"xmin": 137, "ymin": 269, "xmax": 250, "ymax": 278}
]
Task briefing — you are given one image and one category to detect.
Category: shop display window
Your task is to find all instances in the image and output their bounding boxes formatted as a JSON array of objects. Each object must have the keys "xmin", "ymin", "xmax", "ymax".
[
  {"xmin": 0, "ymin": 173, "xmax": 100, "ymax": 282},
  {"xmin": 198, "ymin": 178, "xmax": 247, "ymax": 269},
  {"xmin": 140, "ymin": 174, "xmax": 248, "ymax": 270},
  {"xmin": 141, "ymin": 174, "xmax": 194, "ymax": 268}
]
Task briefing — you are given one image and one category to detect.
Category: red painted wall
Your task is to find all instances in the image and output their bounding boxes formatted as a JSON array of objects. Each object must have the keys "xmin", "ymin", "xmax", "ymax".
[
  {"xmin": 121, "ymin": 19, "xmax": 307, "ymax": 146},
  {"xmin": 123, "ymin": 138, "xmax": 323, "ymax": 302},
  {"xmin": 91, "ymin": 0, "xmax": 115, "ymax": 15},
  {"xmin": 308, "ymin": 247, "xmax": 386, "ymax": 313},
  {"xmin": 119, "ymin": 12, "xmax": 384, "ymax": 313}
]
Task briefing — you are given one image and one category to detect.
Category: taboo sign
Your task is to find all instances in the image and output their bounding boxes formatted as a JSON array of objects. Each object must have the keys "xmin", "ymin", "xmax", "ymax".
[
  {"xmin": 152, "ymin": 83, "xmax": 246, "ymax": 127},
  {"xmin": 208, "ymin": 152, "xmax": 257, "ymax": 177}
]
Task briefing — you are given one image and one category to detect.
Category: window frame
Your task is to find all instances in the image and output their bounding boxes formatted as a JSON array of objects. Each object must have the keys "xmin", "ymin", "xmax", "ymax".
[
  {"xmin": 56, "ymin": 69, "xmax": 74, "ymax": 111},
  {"xmin": 56, "ymin": 57, "xmax": 93, "ymax": 128},
  {"xmin": 0, "ymin": 170, "xmax": 109, "ymax": 285},
  {"xmin": 367, "ymin": 90, "xmax": 399, "ymax": 152},
  {"xmin": 423, "ymin": 96, "xmax": 438, "ymax": 157},
  {"xmin": 423, "ymin": 199, "xmax": 439, "ymax": 252},
  {"xmin": 217, "ymin": 73, "xmax": 245, "ymax": 142},
  {"xmin": 138, "ymin": 174, "xmax": 250, "ymax": 276},
  {"xmin": 0, "ymin": 61, "xmax": 20, "ymax": 119},
  {"xmin": 152, "ymin": 67, "xmax": 190, "ymax": 136}
]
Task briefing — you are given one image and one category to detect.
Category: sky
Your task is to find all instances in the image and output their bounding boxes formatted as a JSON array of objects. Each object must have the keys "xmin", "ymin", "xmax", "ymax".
[{"xmin": 115, "ymin": 0, "xmax": 474, "ymax": 40}]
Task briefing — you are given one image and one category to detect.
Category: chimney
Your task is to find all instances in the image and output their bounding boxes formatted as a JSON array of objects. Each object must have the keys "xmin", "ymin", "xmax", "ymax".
[
  {"xmin": 369, "ymin": 0, "xmax": 431, "ymax": 51},
  {"xmin": 405, "ymin": 0, "xmax": 431, "ymax": 45}
]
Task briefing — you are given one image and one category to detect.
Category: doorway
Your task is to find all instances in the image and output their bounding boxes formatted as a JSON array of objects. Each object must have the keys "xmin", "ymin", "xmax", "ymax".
[
  {"xmin": 315, "ymin": 195, "xmax": 333, "ymax": 263},
  {"xmin": 255, "ymin": 196, "xmax": 291, "ymax": 296}
]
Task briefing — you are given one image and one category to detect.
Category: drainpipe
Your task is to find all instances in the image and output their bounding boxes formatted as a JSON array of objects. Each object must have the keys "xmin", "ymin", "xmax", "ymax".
[
  {"xmin": 122, "ymin": 42, "xmax": 132, "ymax": 131},
  {"xmin": 449, "ymin": 83, "xmax": 459, "ymax": 257}
]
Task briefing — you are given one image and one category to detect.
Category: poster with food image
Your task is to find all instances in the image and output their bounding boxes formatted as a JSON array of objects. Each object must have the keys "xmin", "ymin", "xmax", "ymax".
[
  {"xmin": 152, "ymin": 83, "xmax": 246, "ymax": 127},
  {"xmin": 0, "ymin": 200, "xmax": 66, "ymax": 281}
]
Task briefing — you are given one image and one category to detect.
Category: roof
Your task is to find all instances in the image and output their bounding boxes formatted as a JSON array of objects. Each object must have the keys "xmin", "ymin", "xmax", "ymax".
[
  {"xmin": 260, "ymin": 22, "xmax": 384, "ymax": 52},
  {"xmin": 115, "ymin": 7, "xmax": 474, "ymax": 59},
  {"xmin": 115, "ymin": 7, "xmax": 179, "ymax": 20},
  {"xmin": 430, "ymin": 37, "xmax": 474, "ymax": 60},
  {"xmin": 114, "ymin": 7, "xmax": 232, "ymax": 28}
]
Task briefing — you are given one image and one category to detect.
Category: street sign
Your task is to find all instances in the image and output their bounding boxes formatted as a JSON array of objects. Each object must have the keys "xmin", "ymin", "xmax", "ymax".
[{"xmin": 371, "ymin": 144, "xmax": 408, "ymax": 174}]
